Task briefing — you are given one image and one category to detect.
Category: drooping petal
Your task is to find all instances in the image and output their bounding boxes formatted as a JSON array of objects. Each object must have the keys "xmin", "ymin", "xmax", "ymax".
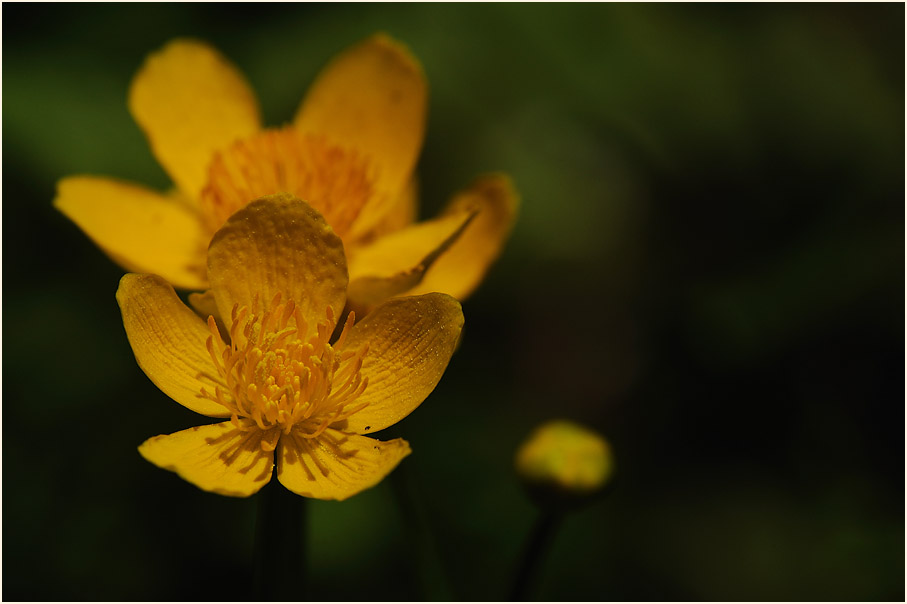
[
  {"xmin": 277, "ymin": 428, "xmax": 410, "ymax": 501},
  {"xmin": 346, "ymin": 211, "xmax": 475, "ymax": 313},
  {"xmin": 339, "ymin": 293, "xmax": 464, "ymax": 434},
  {"xmin": 294, "ymin": 33, "xmax": 427, "ymax": 238},
  {"xmin": 54, "ymin": 176, "xmax": 208, "ymax": 290},
  {"xmin": 408, "ymin": 174, "xmax": 520, "ymax": 300},
  {"xmin": 206, "ymin": 194, "xmax": 347, "ymax": 338},
  {"xmin": 139, "ymin": 421, "xmax": 275, "ymax": 497},
  {"xmin": 128, "ymin": 39, "xmax": 262, "ymax": 201},
  {"xmin": 117, "ymin": 273, "xmax": 230, "ymax": 417}
]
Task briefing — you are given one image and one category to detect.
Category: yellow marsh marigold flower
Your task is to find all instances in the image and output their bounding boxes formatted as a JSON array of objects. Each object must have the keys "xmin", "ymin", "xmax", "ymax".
[
  {"xmin": 55, "ymin": 34, "xmax": 518, "ymax": 313},
  {"xmin": 118, "ymin": 193, "xmax": 464, "ymax": 499},
  {"xmin": 515, "ymin": 420, "xmax": 614, "ymax": 500}
]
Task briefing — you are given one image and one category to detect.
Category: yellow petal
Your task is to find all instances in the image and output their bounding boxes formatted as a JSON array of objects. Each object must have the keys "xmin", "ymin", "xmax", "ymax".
[
  {"xmin": 117, "ymin": 273, "xmax": 230, "ymax": 417},
  {"xmin": 376, "ymin": 173, "xmax": 420, "ymax": 236},
  {"xmin": 128, "ymin": 39, "xmax": 262, "ymax": 200},
  {"xmin": 54, "ymin": 176, "xmax": 208, "ymax": 290},
  {"xmin": 139, "ymin": 421, "xmax": 275, "ymax": 497},
  {"xmin": 206, "ymin": 194, "xmax": 347, "ymax": 338},
  {"xmin": 188, "ymin": 289, "xmax": 228, "ymax": 342},
  {"xmin": 277, "ymin": 428, "xmax": 410, "ymax": 500},
  {"xmin": 188, "ymin": 290, "xmax": 218, "ymax": 321},
  {"xmin": 349, "ymin": 174, "xmax": 419, "ymax": 246},
  {"xmin": 408, "ymin": 174, "xmax": 520, "ymax": 299},
  {"xmin": 340, "ymin": 293, "xmax": 464, "ymax": 434},
  {"xmin": 346, "ymin": 211, "xmax": 475, "ymax": 314},
  {"xmin": 295, "ymin": 33, "xmax": 427, "ymax": 238}
]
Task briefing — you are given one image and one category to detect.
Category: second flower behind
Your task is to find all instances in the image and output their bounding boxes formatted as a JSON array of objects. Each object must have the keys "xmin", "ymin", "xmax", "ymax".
[{"xmin": 56, "ymin": 34, "xmax": 518, "ymax": 314}]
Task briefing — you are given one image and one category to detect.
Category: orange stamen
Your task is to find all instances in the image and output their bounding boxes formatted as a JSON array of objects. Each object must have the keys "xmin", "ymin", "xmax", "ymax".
[{"xmin": 199, "ymin": 128, "xmax": 375, "ymax": 237}]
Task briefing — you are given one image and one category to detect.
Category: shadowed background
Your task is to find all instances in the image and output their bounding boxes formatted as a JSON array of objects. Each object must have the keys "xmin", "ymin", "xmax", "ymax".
[{"xmin": 3, "ymin": 3, "xmax": 903, "ymax": 601}]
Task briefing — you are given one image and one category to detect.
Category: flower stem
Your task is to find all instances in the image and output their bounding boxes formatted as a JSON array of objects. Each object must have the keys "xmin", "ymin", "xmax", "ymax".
[
  {"xmin": 253, "ymin": 474, "xmax": 307, "ymax": 601},
  {"xmin": 390, "ymin": 465, "xmax": 456, "ymax": 600},
  {"xmin": 510, "ymin": 508, "xmax": 563, "ymax": 601}
]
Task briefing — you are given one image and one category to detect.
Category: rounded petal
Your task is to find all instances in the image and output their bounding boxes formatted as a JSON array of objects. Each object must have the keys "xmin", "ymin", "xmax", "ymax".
[
  {"xmin": 206, "ymin": 194, "xmax": 348, "ymax": 338},
  {"xmin": 277, "ymin": 428, "xmax": 410, "ymax": 501},
  {"xmin": 408, "ymin": 174, "xmax": 520, "ymax": 300},
  {"xmin": 346, "ymin": 211, "xmax": 475, "ymax": 314},
  {"xmin": 294, "ymin": 33, "xmax": 427, "ymax": 237},
  {"xmin": 128, "ymin": 39, "xmax": 262, "ymax": 200},
  {"xmin": 55, "ymin": 176, "xmax": 208, "ymax": 290},
  {"xmin": 139, "ymin": 421, "xmax": 275, "ymax": 497},
  {"xmin": 340, "ymin": 293, "xmax": 464, "ymax": 434},
  {"xmin": 117, "ymin": 273, "xmax": 230, "ymax": 417}
]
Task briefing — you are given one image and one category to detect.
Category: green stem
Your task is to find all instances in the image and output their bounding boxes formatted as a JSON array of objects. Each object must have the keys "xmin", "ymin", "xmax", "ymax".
[
  {"xmin": 390, "ymin": 465, "xmax": 456, "ymax": 600},
  {"xmin": 510, "ymin": 508, "xmax": 563, "ymax": 601},
  {"xmin": 253, "ymin": 474, "xmax": 307, "ymax": 601}
]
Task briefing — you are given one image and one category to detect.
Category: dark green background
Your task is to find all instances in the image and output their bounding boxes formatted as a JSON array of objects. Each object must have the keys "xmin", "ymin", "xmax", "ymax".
[{"xmin": 3, "ymin": 3, "xmax": 903, "ymax": 601}]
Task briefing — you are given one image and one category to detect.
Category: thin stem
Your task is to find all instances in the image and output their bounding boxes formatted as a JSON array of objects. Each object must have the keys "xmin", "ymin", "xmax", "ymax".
[
  {"xmin": 510, "ymin": 508, "xmax": 563, "ymax": 601},
  {"xmin": 253, "ymin": 471, "xmax": 307, "ymax": 601}
]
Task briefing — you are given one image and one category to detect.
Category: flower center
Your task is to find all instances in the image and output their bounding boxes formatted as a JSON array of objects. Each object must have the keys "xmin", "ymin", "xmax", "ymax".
[
  {"xmin": 200, "ymin": 292, "xmax": 369, "ymax": 451},
  {"xmin": 199, "ymin": 127, "xmax": 375, "ymax": 238}
]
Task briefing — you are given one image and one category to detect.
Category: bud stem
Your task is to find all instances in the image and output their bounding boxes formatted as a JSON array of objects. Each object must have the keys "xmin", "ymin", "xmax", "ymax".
[{"xmin": 510, "ymin": 508, "xmax": 563, "ymax": 601}]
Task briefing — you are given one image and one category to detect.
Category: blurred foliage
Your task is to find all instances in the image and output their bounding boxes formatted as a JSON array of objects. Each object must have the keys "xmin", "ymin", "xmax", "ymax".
[{"xmin": 3, "ymin": 3, "xmax": 903, "ymax": 601}]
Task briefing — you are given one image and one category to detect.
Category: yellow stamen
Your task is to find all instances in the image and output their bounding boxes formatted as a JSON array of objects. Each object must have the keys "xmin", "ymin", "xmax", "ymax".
[
  {"xmin": 198, "ymin": 294, "xmax": 371, "ymax": 449},
  {"xmin": 334, "ymin": 310, "xmax": 356, "ymax": 350}
]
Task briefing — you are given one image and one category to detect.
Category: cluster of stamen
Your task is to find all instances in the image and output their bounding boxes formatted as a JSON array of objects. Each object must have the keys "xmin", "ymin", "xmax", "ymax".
[
  {"xmin": 200, "ymin": 292, "xmax": 370, "ymax": 451},
  {"xmin": 200, "ymin": 127, "xmax": 374, "ymax": 237}
]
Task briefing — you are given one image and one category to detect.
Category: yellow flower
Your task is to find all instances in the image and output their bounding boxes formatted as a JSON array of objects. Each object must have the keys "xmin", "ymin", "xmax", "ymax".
[
  {"xmin": 515, "ymin": 420, "xmax": 614, "ymax": 500},
  {"xmin": 118, "ymin": 193, "xmax": 464, "ymax": 500},
  {"xmin": 55, "ymin": 34, "xmax": 518, "ymax": 312}
]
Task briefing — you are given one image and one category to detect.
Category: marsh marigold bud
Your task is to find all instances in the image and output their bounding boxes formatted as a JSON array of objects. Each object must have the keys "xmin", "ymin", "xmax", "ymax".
[{"xmin": 515, "ymin": 420, "xmax": 614, "ymax": 504}]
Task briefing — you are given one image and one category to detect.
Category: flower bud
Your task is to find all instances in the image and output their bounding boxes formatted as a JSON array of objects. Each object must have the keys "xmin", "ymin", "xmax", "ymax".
[{"xmin": 515, "ymin": 420, "xmax": 614, "ymax": 506}]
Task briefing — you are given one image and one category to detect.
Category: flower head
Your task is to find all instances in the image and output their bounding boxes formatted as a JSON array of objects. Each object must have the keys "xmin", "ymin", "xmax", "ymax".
[
  {"xmin": 118, "ymin": 194, "xmax": 464, "ymax": 499},
  {"xmin": 56, "ymin": 34, "xmax": 518, "ymax": 312}
]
